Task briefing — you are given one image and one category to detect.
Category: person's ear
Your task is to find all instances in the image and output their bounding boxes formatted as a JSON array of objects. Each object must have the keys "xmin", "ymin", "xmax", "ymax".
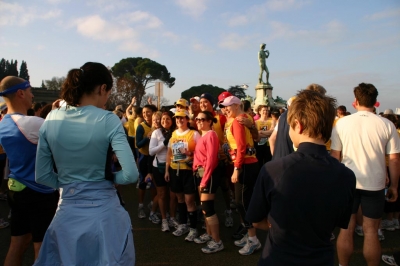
[
  {"xmin": 294, "ymin": 119, "xmax": 303, "ymax": 134},
  {"xmin": 99, "ymin": 84, "xmax": 107, "ymax": 96}
]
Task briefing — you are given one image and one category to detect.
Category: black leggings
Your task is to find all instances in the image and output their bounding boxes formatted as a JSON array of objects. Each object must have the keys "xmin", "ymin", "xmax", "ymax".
[{"xmin": 234, "ymin": 162, "xmax": 259, "ymax": 228}]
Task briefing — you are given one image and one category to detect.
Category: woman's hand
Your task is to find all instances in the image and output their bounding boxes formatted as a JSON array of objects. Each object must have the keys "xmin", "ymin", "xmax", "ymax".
[
  {"xmin": 231, "ymin": 170, "xmax": 239, "ymax": 183},
  {"xmin": 164, "ymin": 171, "xmax": 170, "ymax": 182}
]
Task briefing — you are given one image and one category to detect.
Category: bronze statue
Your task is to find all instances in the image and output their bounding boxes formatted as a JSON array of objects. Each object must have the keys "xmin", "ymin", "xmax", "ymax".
[{"xmin": 258, "ymin": 43, "xmax": 270, "ymax": 85}]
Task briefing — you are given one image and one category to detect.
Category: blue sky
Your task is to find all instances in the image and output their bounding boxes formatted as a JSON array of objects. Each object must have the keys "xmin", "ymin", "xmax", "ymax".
[{"xmin": 1, "ymin": 0, "xmax": 399, "ymax": 111}]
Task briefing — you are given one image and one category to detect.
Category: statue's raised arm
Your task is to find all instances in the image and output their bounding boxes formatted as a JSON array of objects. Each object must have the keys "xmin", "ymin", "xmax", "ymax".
[{"xmin": 258, "ymin": 43, "xmax": 270, "ymax": 85}]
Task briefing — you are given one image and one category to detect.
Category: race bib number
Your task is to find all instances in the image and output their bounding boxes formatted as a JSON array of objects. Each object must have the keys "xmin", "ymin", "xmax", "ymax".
[{"xmin": 171, "ymin": 141, "xmax": 188, "ymax": 162}]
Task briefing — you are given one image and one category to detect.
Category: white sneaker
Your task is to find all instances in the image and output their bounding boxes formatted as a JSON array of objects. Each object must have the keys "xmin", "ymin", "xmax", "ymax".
[
  {"xmin": 201, "ymin": 240, "xmax": 224, "ymax": 254},
  {"xmin": 194, "ymin": 233, "xmax": 212, "ymax": 244},
  {"xmin": 378, "ymin": 229, "xmax": 385, "ymax": 241},
  {"xmin": 185, "ymin": 228, "xmax": 198, "ymax": 242},
  {"xmin": 234, "ymin": 234, "xmax": 248, "ymax": 247},
  {"xmin": 238, "ymin": 238, "xmax": 261, "ymax": 255},
  {"xmin": 168, "ymin": 217, "xmax": 179, "ymax": 229},
  {"xmin": 138, "ymin": 207, "xmax": 146, "ymax": 219},
  {"xmin": 172, "ymin": 224, "xmax": 189, "ymax": 237},
  {"xmin": 149, "ymin": 213, "xmax": 160, "ymax": 224},
  {"xmin": 224, "ymin": 210, "xmax": 233, "ymax": 228},
  {"xmin": 394, "ymin": 219, "xmax": 400, "ymax": 230},
  {"xmin": 382, "ymin": 254, "xmax": 398, "ymax": 266},
  {"xmin": 355, "ymin": 225, "xmax": 364, "ymax": 236},
  {"xmin": 161, "ymin": 220, "xmax": 170, "ymax": 232},
  {"xmin": 381, "ymin": 219, "xmax": 396, "ymax": 231}
]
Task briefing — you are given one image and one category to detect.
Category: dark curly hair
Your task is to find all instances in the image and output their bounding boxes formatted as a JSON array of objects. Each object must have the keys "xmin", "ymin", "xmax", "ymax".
[{"xmin": 61, "ymin": 62, "xmax": 113, "ymax": 106}]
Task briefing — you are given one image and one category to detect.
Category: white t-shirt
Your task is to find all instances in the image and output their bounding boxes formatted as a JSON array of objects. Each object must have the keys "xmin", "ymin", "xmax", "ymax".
[
  {"xmin": 331, "ymin": 111, "xmax": 400, "ymax": 190},
  {"xmin": 149, "ymin": 128, "xmax": 168, "ymax": 167}
]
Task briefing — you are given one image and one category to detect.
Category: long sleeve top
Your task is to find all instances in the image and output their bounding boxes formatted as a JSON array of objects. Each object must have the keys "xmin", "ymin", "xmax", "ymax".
[
  {"xmin": 193, "ymin": 130, "xmax": 219, "ymax": 187},
  {"xmin": 149, "ymin": 128, "xmax": 167, "ymax": 167},
  {"xmin": 35, "ymin": 105, "xmax": 138, "ymax": 188}
]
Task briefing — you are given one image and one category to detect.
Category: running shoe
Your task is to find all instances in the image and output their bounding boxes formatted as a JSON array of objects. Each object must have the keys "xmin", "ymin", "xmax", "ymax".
[
  {"xmin": 0, "ymin": 219, "xmax": 9, "ymax": 229},
  {"xmin": 234, "ymin": 234, "xmax": 248, "ymax": 247},
  {"xmin": 238, "ymin": 238, "xmax": 261, "ymax": 255},
  {"xmin": 224, "ymin": 210, "xmax": 233, "ymax": 228},
  {"xmin": 355, "ymin": 225, "xmax": 364, "ymax": 237},
  {"xmin": 172, "ymin": 224, "xmax": 189, "ymax": 237},
  {"xmin": 382, "ymin": 255, "xmax": 399, "ymax": 266},
  {"xmin": 394, "ymin": 219, "xmax": 400, "ymax": 230},
  {"xmin": 194, "ymin": 233, "xmax": 212, "ymax": 244},
  {"xmin": 138, "ymin": 206, "xmax": 146, "ymax": 219},
  {"xmin": 168, "ymin": 217, "xmax": 179, "ymax": 229},
  {"xmin": 378, "ymin": 229, "xmax": 385, "ymax": 241},
  {"xmin": 381, "ymin": 219, "xmax": 396, "ymax": 231},
  {"xmin": 149, "ymin": 213, "xmax": 161, "ymax": 224},
  {"xmin": 232, "ymin": 224, "xmax": 247, "ymax": 240},
  {"xmin": 161, "ymin": 220, "xmax": 170, "ymax": 232},
  {"xmin": 185, "ymin": 228, "xmax": 198, "ymax": 242},
  {"xmin": 201, "ymin": 240, "xmax": 224, "ymax": 254}
]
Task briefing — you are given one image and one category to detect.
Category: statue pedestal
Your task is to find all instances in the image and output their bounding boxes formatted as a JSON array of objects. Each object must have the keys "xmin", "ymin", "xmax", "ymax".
[{"xmin": 254, "ymin": 83, "xmax": 273, "ymax": 108}]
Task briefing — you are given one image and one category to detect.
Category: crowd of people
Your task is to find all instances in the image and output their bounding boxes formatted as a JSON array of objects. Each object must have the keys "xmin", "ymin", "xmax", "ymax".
[{"xmin": 0, "ymin": 62, "xmax": 399, "ymax": 266}]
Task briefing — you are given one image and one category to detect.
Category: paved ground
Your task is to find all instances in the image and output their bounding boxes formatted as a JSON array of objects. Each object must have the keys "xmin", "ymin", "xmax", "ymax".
[{"xmin": 1, "ymin": 184, "xmax": 399, "ymax": 265}]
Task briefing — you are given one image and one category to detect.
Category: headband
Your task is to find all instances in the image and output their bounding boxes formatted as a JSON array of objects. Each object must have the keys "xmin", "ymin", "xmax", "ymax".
[{"xmin": 0, "ymin": 81, "xmax": 30, "ymax": 96}]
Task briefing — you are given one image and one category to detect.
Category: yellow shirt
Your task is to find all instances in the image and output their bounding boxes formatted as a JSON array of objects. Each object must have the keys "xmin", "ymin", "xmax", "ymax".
[
  {"xmin": 169, "ymin": 129, "xmax": 197, "ymax": 170},
  {"xmin": 138, "ymin": 121, "xmax": 152, "ymax": 155},
  {"xmin": 124, "ymin": 116, "xmax": 136, "ymax": 137}
]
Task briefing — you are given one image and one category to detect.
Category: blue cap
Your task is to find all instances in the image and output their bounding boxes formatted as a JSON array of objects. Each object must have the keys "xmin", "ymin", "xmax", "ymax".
[{"xmin": 200, "ymin": 93, "xmax": 214, "ymax": 106}]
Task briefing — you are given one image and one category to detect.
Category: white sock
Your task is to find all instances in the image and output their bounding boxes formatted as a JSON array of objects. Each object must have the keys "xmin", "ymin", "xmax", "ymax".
[
  {"xmin": 226, "ymin": 209, "xmax": 232, "ymax": 214},
  {"xmin": 162, "ymin": 219, "xmax": 167, "ymax": 222},
  {"xmin": 150, "ymin": 211, "xmax": 154, "ymax": 215},
  {"xmin": 139, "ymin": 203, "xmax": 144, "ymax": 208},
  {"xmin": 248, "ymin": 235, "xmax": 258, "ymax": 243}
]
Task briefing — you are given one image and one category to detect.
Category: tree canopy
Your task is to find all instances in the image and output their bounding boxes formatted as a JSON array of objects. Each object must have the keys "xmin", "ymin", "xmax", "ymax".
[
  {"xmin": 0, "ymin": 59, "xmax": 30, "ymax": 82},
  {"xmin": 181, "ymin": 84, "xmax": 226, "ymax": 106},
  {"xmin": 228, "ymin": 85, "xmax": 247, "ymax": 99},
  {"xmin": 111, "ymin": 57, "xmax": 175, "ymax": 106},
  {"xmin": 44, "ymin": 76, "xmax": 65, "ymax": 90}
]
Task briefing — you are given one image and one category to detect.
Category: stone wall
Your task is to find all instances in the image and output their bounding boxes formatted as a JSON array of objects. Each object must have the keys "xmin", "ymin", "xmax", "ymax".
[{"xmin": 32, "ymin": 87, "xmax": 60, "ymax": 104}]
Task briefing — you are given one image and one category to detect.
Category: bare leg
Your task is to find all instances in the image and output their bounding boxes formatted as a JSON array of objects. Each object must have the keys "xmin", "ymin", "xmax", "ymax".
[
  {"xmin": 337, "ymin": 214, "xmax": 356, "ymax": 266},
  {"xmin": 201, "ymin": 193, "xmax": 220, "ymax": 242},
  {"xmin": 4, "ymin": 234, "xmax": 32, "ymax": 266},
  {"xmin": 363, "ymin": 216, "xmax": 381, "ymax": 266},
  {"xmin": 156, "ymin": 186, "xmax": 167, "ymax": 219}
]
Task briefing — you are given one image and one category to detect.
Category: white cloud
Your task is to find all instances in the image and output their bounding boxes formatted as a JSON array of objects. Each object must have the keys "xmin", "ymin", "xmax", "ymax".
[
  {"xmin": 117, "ymin": 11, "xmax": 163, "ymax": 29},
  {"xmin": 265, "ymin": 0, "xmax": 309, "ymax": 11},
  {"xmin": 268, "ymin": 20, "xmax": 346, "ymax": 45},
  {"xmin": 218, "ymin": 33, "xmax": 252, "ymax": 50},
  {"xmin": 192, "ymin": 42, "xmax": 214, "ymax": 54},
  {"xmin": 174, "ymin": 0, "xmax": 207, "ymax": 18},
  {"xmin": 47, "ymin": 0, "xmax": 70, "ymax": 4},
  {"xmin": 163, "ymin": 31, "xmax": 180, "ymax": 43},
  {"xmin": 364, "ymin": 8, "xmax": 400, "ymax": 21},
  {"xmin": 0, "ymin": 2, "xmax": 62, "ymax": 26},
  {"xmin": 86, "ymin": 0, "xmax": 131, "ymax": 12},
  {"xmin": 74, "ymin": 15, "xmax": 137, "ymax": 42}
]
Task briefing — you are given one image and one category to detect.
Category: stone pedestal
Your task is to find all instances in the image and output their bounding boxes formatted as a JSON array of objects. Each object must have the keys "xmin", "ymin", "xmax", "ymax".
[{"xmin": 254, "ymin": 83, "xmax": 273, "ymax": 109}]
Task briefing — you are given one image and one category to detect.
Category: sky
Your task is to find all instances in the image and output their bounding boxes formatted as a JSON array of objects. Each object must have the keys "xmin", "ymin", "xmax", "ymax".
[{"xmin": 1, "ymin": 0, "xmax": 400, "ymax": 111}]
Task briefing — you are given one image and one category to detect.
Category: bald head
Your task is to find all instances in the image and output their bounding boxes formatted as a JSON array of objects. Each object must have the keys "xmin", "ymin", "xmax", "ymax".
[{"xmin": 0, "ymin": 76, "xmax": 27, "ymax": 99}]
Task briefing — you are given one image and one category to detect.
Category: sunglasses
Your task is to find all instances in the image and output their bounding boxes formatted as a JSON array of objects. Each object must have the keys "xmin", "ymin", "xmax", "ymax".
[{"xmin": 195, "ymin": 118, "xmax": 208, "ymax": 122}]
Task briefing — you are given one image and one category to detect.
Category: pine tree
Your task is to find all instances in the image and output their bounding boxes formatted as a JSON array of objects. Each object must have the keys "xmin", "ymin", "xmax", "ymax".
[
  {"xmin": 8, "ymin": 60, "xmax": 18, "ymax": 76},
  {"xmin": 0, "ymin": 58, "xmax": 5, "ymax": 81},
  {"xmin": 41, "ymin": 80, "xmax": 46, "ymax": 88},
  {"xmin": 19, "ymin": 61, "xmax": 30, "ymax": 81}
]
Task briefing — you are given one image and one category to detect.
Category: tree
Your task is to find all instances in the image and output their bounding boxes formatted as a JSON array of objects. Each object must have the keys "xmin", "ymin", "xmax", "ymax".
[
  {"xmin": 8, "ymin": 60, "xmax": 18, "ymax": 77},
  {"xmin": 19, "ymin": 61, "xmax": 29, "ymax": 81},
  {"xmin": 45, "ymin": 76, "xmax": 65, "ymax": 90},
  {"xmin": 0, "ymin": 59, "xmax": 6, "ymax": 81},
  {"xmin": 41, "ymin": 80, "xmax": 46, "ymax": 89},
  {"xmin": 228, "ymin": 85, "xmax": 246, "ymax": 99},
  {"xmin": 181, "ymin": 84, "xmax": 226, "ymax": 107},
  {"xmin": 111, "ymin": 57, "xmax": 175, "ymax": 106}
]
